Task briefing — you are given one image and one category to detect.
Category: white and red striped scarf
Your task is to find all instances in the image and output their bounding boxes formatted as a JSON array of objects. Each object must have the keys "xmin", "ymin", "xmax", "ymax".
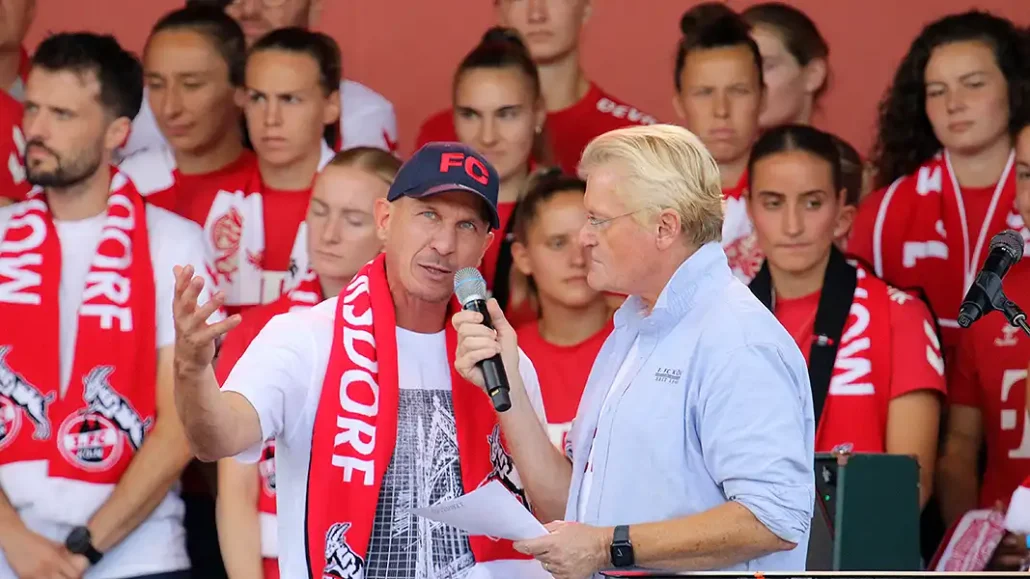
[
  {"xmin": 305, "ymin": 254, "xmax": 531, "ymax": 577},
  {"xmin": 0, "ymin": 168, "xmax": 156, "ymax": 486}
]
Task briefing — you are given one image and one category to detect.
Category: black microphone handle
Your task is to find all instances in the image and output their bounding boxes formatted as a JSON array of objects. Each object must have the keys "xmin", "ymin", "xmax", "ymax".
[{"xmin": 462, "ymin": 299, "xmax": 512, "ymax": 412}]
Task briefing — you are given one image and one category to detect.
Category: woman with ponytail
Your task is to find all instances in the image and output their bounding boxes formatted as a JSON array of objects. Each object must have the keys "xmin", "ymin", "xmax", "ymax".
[
  {"xmin": 746, "ymin": 125, "xmax": 944, "ymax": 508},
  {"xmin": 673, "ymin": 4, "xmax": 765, "ymax": 283},
  {"xmin": 448, "ymin": 27, "xmax": 550, "ymax": 292}
]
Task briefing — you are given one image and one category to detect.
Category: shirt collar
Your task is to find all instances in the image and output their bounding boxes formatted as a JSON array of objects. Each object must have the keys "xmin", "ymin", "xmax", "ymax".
[{"xmin": 613, "ymin": 241, "xmax": 729, "ymax": 330}]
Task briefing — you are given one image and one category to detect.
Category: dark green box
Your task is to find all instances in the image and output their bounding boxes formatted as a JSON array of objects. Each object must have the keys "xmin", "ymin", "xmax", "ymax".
[{"xmin": 809, "ymin": 452, "xmax": 922, "ymax": 571}]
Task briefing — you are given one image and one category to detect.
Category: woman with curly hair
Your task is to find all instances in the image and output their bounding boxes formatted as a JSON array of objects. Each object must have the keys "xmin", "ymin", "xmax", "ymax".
[{"xmin": 848, "ymin": 10, "xmax": 1030, "ymax": 356}]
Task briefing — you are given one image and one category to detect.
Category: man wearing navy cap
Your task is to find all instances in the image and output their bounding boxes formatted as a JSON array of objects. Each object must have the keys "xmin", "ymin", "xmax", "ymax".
[{"xmin": 171, "ymin": 143, "xmax": 551, "ymax": 579}]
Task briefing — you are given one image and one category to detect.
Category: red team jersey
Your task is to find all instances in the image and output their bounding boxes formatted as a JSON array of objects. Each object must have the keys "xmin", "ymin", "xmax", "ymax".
[
  {"xmin": 415, "ymin": 82, "xmax": 657, "ymax": 175},
  {"xmin": 848, "ymin": 152, "xmax": 1019, "ymax": 357},
  {"xmin": 517, "ymin": 320, "xmax": 613, "ymax": 449},
  {"xmin": 775, "ymin": 271, "xmax": 946, "ymax": 452},
  {"xmin": 949, "ymin": 263, "xmax": 1030, "ymax": 510},
  {"xmin": 0, "ymin": 91, "xmax": 29, "ymax": 202}
]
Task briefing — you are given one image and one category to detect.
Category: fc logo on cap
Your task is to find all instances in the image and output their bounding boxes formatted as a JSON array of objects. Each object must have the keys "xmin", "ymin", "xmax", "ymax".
[{"xmin": 439, "ymin": 152, "xmax": 489, "ymax": 186}]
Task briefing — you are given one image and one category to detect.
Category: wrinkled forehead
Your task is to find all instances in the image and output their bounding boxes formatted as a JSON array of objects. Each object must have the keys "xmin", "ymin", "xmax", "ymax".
[{"xmin": 396, "ymin": 189, "xmax": 493, "ymax": 226}]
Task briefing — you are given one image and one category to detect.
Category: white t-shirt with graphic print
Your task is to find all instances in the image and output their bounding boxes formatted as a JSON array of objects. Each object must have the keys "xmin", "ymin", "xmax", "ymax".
[{"xmin": 223, "ymin": 297, "xmax": 552, "ymax": 579}]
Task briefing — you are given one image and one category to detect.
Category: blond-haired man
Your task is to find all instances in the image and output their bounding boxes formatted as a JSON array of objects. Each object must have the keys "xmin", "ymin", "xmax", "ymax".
[{"xmin": 453, "ymin": 124, "xmax": 815, "ymax": 577}]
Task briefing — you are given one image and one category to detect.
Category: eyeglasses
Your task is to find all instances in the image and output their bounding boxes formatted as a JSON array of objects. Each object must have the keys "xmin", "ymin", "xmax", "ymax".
[
  {"xmin": 228, "ymin": 0, "xmax": 289, "ymax": 9},
  {"xmin": 585, "ymin": 210, "xmax": 641, "ymax": 230}
]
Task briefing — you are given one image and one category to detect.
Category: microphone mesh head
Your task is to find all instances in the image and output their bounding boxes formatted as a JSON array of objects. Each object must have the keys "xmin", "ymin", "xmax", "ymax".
[
  {"xmin": 454, "ymin": 267, "xmax": 488, "ymax": 305},
  {"xmin": 992, "ymin": 229, "xmax": 1025, "ymax": 260}
]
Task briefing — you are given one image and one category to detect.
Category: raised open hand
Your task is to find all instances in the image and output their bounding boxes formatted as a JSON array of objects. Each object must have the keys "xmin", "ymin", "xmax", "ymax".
[{"xmin": 172, "ymin": 265, "xmax": 240, "ymax": 374}]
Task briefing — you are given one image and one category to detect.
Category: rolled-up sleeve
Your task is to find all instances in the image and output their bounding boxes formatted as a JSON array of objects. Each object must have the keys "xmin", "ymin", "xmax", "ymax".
[{"xmin": 698, "ymin": 343, "xmax": 815, "ymax": 544}]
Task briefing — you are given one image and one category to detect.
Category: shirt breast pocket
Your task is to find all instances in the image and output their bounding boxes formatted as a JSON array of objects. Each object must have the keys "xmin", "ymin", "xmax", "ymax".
[{"xmin": 614, "ymin": 368, "xmax": 688, "ymax": 476}]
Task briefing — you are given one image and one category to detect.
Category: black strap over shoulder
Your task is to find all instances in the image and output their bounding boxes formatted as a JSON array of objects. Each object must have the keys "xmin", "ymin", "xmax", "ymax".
[{"xmin": 749, "ymin": 246, "xmax": 857, "ymax": 424}]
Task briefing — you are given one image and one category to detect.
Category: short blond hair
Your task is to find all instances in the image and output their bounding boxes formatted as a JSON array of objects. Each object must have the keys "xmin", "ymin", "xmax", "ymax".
[
  {"xmin": 578, "ymin": 124, "xmax": 723, "ymax": 246},
  {"xmin": 327, "ymin": 147, "xmax": 403, "ymax": 185}
]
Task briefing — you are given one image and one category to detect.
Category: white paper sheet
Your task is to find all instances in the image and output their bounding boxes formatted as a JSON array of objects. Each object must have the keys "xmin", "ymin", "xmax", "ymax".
[{"xmin": 409, "ymin": 480, "xmax": 548, "ymax": 541}]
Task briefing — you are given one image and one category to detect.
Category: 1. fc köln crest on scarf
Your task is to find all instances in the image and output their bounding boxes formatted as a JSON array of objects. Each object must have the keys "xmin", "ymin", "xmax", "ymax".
[
  {"xmin": 0, "ymin": 345, "xmax": 54, "ymax": 450},
  {"xmin": 323, "ymin": 522, "xmax": 365, "ymax": 579},
  {"xmin": 259, "ymin": 440, "xmax": 276, "ymax": 497},
  {"xmin": 210, "ymin": 205, "xmax": 244, "ymax": 283},
  {"xmin": 57, "ymin": 366, "xmax": 151, "ymax": 471}
]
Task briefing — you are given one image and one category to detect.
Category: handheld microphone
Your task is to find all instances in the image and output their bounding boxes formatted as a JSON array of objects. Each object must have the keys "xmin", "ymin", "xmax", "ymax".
[
  {"xmin": 453, "ymin": 267, "xmax": 512, "ymax": 412},
  {"xmin": 957, "ymin": 229, "xmax": 1025, "ymax": 328}
]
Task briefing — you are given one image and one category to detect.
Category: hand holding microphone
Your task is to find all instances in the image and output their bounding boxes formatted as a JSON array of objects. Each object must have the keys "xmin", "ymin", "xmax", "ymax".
[{"xmin": 452, "ymin": 268, "xmax": 518, "ymax": 412}]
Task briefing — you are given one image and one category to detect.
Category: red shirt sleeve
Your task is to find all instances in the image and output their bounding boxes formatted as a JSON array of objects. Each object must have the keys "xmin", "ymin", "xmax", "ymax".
[
  {"xmin": 946, "ymin": 328, "xmax": 983, "ymax": 408},
  {"xmin": 887, "ymin": 288, "xmax": 947, "ymax": 399},
  {"xmin": 415, "ymin": 109, "xmax": 457, "ymax": 149},
  {"xmin": 846, "ymin": 186, "xmax": 887, "ymax": 269},
  {"xmin": 0, "ymin": 92, "xmax": 29, "ymax": 202}
]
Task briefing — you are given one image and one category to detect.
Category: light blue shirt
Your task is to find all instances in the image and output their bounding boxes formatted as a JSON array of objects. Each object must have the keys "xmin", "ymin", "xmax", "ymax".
[{"xmin": 565, "ymin": 242, "xmax": 815, "ymax": 572}]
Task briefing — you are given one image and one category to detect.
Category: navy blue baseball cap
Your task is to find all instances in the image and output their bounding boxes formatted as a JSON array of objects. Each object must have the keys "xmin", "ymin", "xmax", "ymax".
[{"xmin": 387, "ymin": 142, "xmax": 501, "ymax": 229}]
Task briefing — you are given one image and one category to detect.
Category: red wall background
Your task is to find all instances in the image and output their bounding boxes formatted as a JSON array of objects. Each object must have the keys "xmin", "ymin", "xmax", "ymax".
[{"xmin": 25, "ymin": 0, "xmax": 1026, "ymax": 156}]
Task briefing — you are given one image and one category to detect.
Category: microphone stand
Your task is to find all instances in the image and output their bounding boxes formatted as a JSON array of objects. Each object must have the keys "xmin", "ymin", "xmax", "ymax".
[{"xmin": 1000, "ymin": 296, "xmax": 1030, "ymax": 337}]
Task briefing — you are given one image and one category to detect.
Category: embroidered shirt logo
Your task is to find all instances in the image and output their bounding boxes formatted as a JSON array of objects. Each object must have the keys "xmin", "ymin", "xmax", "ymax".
[{"xmin": 654, "ymin": 367, "xmax": 683, "ymax": 384}]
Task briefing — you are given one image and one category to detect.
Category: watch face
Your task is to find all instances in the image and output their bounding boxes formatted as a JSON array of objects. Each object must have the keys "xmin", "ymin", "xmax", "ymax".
[
  {"xmin": 67, "ymin": 527, "xmax": 90, "ymax": 553},
  {"xmin": 612, "ymin": 543, "xmax": 635, "ymax": 567}
]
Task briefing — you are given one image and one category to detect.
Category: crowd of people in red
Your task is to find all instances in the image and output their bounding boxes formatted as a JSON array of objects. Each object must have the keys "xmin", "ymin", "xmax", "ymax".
[{"xmin": 0, "ymin": 0, "xmax": 1028, "ymax": 577}]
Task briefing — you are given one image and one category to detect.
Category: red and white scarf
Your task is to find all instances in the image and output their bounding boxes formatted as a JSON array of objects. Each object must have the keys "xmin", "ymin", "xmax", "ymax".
[
  {"xmin": 931, "ymin": 475, "xmax": 1030, "ymax": 571},
  {"xmin": 306, "ymin": 254, "xmax": 529, "ymax": 577},
  {"xmin": 869, "ymin": 151, "xmax": 1017, "ymax": 337},
  {"xmin": 815, "ymin": 265, "xmax": 895, "ymax": 452},
  {"xmin": 931, "ymin": 509, "xmax": 1007, "ymax": 571},
  {"xmin": 721, "ymin": 170, "xmax": 763, "ymax": 283},
  {"xmin": 0, "ymin": 168, "xmax": 156, "ymax": 485},
  {"xmin": 203, "ymin": 143, "xmax": 334, "ymax": 308}
]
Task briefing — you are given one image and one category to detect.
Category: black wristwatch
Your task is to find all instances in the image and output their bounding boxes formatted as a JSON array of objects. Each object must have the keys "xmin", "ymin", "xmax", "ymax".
[
  {"xmin": 65, "ymin": 526, "xmax": 103, "ymax": 565},
  {"xmin": 610, "ymin": 524, "xmax": 634, "ymax": 568}
]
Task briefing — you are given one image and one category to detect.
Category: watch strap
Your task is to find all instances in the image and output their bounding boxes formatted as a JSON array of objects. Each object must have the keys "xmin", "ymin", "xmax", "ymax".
[
  {"xmin": 82, "ymin": 543, "xmax": 104, "ymax": 565},
  {"xmin": 610, "ymin": 524, "xmax": 634, "ymax": 568}
]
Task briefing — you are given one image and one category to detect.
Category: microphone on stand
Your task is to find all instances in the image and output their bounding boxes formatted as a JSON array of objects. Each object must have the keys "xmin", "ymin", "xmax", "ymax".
[
  {"xmin": 453, "ymin": 267, "xmax": 512, "ymax": 412},
  {"xmin": 957, "ymin": 229, "xmax": 1029, "ymax": 335}
]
